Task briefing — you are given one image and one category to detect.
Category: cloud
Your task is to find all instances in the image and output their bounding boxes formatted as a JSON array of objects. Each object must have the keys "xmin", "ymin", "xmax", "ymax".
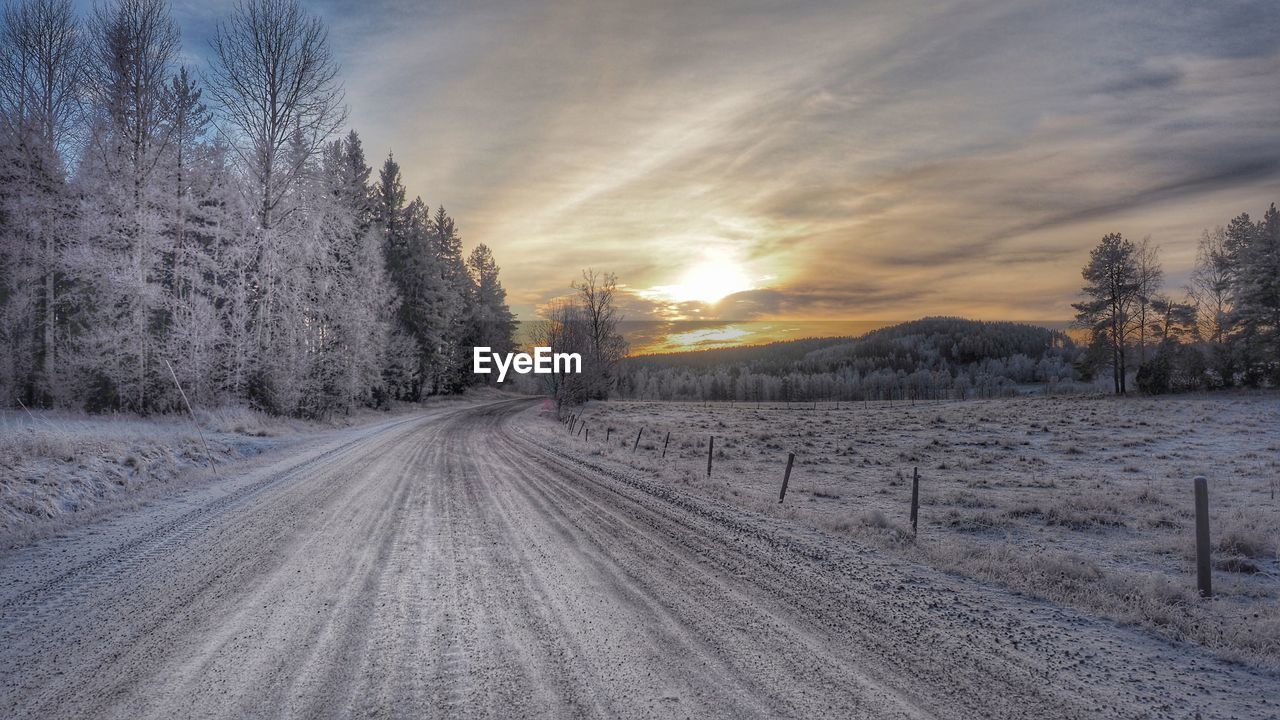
[{"xmin": 165, "ymin": 0, "xmax": 1280, "ymax": 335}]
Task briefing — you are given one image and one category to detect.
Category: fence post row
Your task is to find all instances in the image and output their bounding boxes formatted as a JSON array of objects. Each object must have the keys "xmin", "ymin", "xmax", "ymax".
[
  {"xmin": 778, "ymin": 452, "xmax": 795, "ymax": 503},
  {"xmin": 1194, "ymin": 476, "xmax": 1212, "ymax": 598}
]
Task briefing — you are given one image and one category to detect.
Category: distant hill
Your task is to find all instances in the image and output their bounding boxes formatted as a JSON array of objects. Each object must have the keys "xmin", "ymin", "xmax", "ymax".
[
  {"xmin": 617, "ymin": 318, "xmax": 1082, "ymax": 401},
  {"xmin": 627, "ymin": 336, "xmax": 853, "ymax": 373},
  {"xmin": 799, "ymin": 317, "xmax": 1073, "ymax": 372}
]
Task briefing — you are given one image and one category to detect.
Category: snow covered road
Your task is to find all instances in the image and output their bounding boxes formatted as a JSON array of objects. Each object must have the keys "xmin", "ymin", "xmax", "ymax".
[{"xmin": 0, "ymin": 398, "xmax": 1274, "ymax": 718}]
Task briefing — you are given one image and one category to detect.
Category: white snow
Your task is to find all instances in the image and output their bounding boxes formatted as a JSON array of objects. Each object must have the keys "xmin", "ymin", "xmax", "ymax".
[{"xmin": 526, "ymin": 392, "xmax": 1280, "ymax": 671}]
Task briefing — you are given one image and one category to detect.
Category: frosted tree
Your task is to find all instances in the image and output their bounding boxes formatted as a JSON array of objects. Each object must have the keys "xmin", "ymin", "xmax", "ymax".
[
  {"xmin": 427, "ymin": 205, "xmax": 474, "ymax": 394},
  {"xmin": 157, "ymin": 67, "xmax": 237, "ymax": 405},
  {"xmin": 0, "ymin": 0, "xmax": 85, "ymax": 405},
  {"xmin": 72, "ymin": 0, "xmax": 181, "ymax": 411},
  {"xmin": 208, "ymin": 0, "xmax": 346, "ymax": 410},
  {"xmin": 0, "ymin": 0, "xmax": 525, "ymax": 415},
  {"xmin": 1133, "ymin": 236, "xmax": 1163, "ymax": 365},
  {"xmin": 532, "ymin": 298, "xmax": 590, "ymax": 411},
  {"xmin": 466, "ymin": 243, "xmax": 517, "ymax": 370},
  {"xmin": 1191, "ymin": 227, "xmax": 1235, "ymax": 344},
  {"xmin": 572, "ymin": 269, "xmax": 628, "ymax": 399},
  {"xmin": 1190, "ymin": 226, "xmax": 1237, "ymax": 384},
  {"xmin": 311, "ymin": 132, "xmax": 396, "ymax": 412},
  {"xmin": 1234, "ymin": 203, "xmax": 1280, "ymax": 384},
  {"xmin": 378, "ymin": 155, "xmax": 437, "ymax": 400}
]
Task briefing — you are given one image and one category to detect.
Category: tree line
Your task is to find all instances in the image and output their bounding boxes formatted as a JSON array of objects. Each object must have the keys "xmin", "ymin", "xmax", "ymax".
[
  {"xmin": 615, "ymin": 318, "xmax": 1080, "ymax": 403},
  {"xmin": 1074, "ymin": 203, "xmax": 1279, "ymax": 394},
  {"xmin": 0, "ymin": 0, "xmax": 515, "ymax": 416}
]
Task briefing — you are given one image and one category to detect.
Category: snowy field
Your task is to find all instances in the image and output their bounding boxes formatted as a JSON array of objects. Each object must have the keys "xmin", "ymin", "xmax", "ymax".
[{"xmin": 524, "ymin": 392, "xmax": 1280, "ymax": 671}]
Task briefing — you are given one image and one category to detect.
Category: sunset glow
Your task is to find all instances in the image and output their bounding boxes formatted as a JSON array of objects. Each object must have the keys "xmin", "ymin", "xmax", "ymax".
[
  {"xmin": 294, "ymin": 0, "xmax": 1277, "ymax": 347},
  {"xmin": 640, "ymin": 254, "xmax": 757, "ymax": 306}
]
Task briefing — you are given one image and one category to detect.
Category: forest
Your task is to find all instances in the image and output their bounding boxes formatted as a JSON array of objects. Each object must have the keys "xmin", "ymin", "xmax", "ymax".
[{"xmin": 0, "ymin": 0, "xmax": 516, "ymax": 417}]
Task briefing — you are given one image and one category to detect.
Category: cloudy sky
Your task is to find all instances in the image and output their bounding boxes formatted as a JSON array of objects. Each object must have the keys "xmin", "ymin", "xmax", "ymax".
[{"xmin": 169, "ymin": 0, "xmax": 1280, "ymax": 347}]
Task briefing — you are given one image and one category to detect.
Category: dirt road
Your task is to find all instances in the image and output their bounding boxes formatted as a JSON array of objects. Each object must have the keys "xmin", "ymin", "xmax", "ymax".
[{"xmin": 0, "ymin": 399, "xmax": 1274, "ymax": 718}]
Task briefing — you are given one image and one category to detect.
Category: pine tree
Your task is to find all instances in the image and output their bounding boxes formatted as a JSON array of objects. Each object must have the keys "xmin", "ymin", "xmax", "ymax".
[
  {"xmin": 466, "ymin": 243, "xmax": 517, "ymax": 378},
  {"xmin": 428, "ymin": 205, "xmax": 475, "ymax": 394},
  {"xmin": 1072, "ymin": 233, "xmax": 1140, "ymax": 394},
  {"xmin": 1235, "ymin": 204, "xmax": 1280, "ymax": 384},
  {"xmin": 377, "ymin": 154, "xmax": 432, "ymax": 400}
]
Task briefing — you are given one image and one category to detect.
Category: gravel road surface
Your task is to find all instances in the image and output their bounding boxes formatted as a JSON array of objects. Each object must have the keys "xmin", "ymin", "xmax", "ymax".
[{"xmin": 1, "ymin": 399, "xmax": 1275, "ymax": 718}]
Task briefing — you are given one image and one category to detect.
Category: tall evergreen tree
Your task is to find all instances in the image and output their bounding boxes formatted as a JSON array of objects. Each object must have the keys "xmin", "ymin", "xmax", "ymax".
[
  {"xmin": 428, "ymin": 205, "xmax": 475, "ymax": 394},
  {"xmin": 466, "ymin": 243, "xmax": 517, "ymax": 372},
  {"xmin": 1235, "ymin": 203, "xmax": 1280, "ymax": 383}
]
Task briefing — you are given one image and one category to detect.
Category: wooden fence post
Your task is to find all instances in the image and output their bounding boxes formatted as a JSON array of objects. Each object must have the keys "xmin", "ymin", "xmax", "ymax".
[
  {"xmin": 1194, "ymin": 476, "xmax": 1212, "ymax": 598},
  {"xmin": 778, "ymin": 452, "xmax": 795, "ymax": 503},
  {"xmin": 707, "ymin": 436, "xmax": 714, "ymax": 477},
  {"xmin": 910, "ymin": 467, "xmax": 920, "ymax": 534},
  {"xmin": 662, "ymin": 431, "xmax": 671, "ymax": 458},
  {"xmin": 633, "ymin": 427, "xmax": 643, "ymax": 452},
  {"xmin": 584, "ymin": 426, "xmax": 589, "ymax": 442}
]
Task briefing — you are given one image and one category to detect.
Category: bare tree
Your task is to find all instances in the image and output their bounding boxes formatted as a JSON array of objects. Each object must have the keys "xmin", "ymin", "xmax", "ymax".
[
  {"xmin": 1190, "ymin": 227, "xmax": 1234, "ymax": 345},
  {"xmin": 206, "ymin": 0, "xmax": 346, "ymax": 230},
  {"xmin": 88, "ymin": 0, "xmax": 178, "ymax": 193},
  {"xmin": 572, "ymin": 269, "xmax": 628, "ymax": 399},
  {"xmin": 531, "ymin": 298, "xmax": 589, "ymax": 412},
  {"xmin": 0, "ymin": 0, "xmax": 84, "ymax": 155},
  {"xmin": 1133, "ymin": 236, "xmax": 1163, "ymax": 364}
]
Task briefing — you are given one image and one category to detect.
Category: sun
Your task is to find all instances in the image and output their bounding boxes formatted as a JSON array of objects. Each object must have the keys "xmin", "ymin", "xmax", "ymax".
[{"xmin": 646, "ymin": 255, "xmax": 755, "ymax": 306}]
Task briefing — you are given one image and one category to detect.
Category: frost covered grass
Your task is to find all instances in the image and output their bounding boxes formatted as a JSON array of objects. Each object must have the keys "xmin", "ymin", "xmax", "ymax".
[
  {"xmin": 0, "ymin": 400, "xmax": 442, "ymax": 541},
  {"xmin": 529, "ymin": 392, "xmax": 1280, "ymax": 671},
  {"xmin": 0, "ymin": 407, "xmax": 282, "ymax": 539}
]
